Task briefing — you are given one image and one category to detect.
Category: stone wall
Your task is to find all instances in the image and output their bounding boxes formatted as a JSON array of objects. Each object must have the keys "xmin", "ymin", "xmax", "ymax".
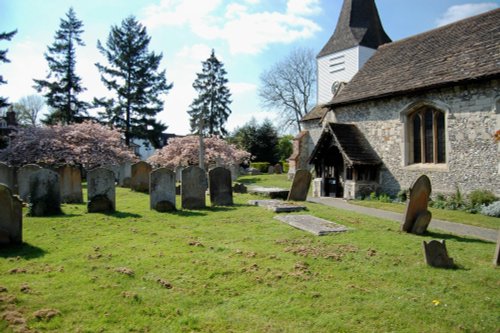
[{"xmin": 327, "ymin": 79, "xmax": 500, "ymax": 196}]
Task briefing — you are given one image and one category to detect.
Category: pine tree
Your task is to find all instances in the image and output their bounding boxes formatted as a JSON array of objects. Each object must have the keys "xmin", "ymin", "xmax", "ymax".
[
  {"xmin": 33, "ymin": 8, "xmax": 87, "ymax": 124},
  {"xmin": 188, "ymin": 49, "xmax": 232, "ymax": 137},
  {"xmin": 95, "ymin": 16, "xmax": 172, "ymax": 147},
  {"xmin": 0, "ymin": 29, "xmax": 17, "ymax": 108}
]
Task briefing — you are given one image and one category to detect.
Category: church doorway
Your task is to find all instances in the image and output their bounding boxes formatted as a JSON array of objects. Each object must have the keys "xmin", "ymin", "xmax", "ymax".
[{"xmin": 321, "ymin": 145, "xmax": 344, "ymax": 197}]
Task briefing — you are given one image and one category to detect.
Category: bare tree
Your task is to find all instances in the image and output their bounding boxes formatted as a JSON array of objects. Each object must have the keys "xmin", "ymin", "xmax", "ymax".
[
  {"xmin": 13, "ymin": 95, "xmax": 45, "ymax": 126},
  {"xmin": 258, "ymin": 47, "xmax": 316, "ymax": 132}
]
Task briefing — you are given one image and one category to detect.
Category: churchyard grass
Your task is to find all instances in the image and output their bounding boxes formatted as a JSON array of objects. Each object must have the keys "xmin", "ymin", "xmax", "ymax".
[
  {"xmin": 237, "ymin": 173, "xmax": 291, "ymax": 189},
  {"xmin": 352, "ymin": 200, "xmax": 499, "ymax": 230},
  {"xmin": 1, "ymin": 186, "xmax": 499, "ymax": 332}
]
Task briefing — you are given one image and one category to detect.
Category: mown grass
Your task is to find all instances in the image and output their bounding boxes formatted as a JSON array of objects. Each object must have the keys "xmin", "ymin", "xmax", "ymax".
[
  {"xmin": 352, "ymin": 200, "xmax": 500, "ymax": 230},
  {"xmin": 0, "ymin": 184, "xmax": 499, "ymax": 332}
]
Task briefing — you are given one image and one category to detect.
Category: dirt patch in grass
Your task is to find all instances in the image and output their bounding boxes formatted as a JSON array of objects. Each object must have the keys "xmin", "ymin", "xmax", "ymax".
[
  {"xmin": 114, "ymin": 267, "xmax": 135, "ymax": 276},
  {"xmin": 157, "ymin": 279, "xmax": 173, "ymax": 289},
  {"xmin": 33, "ymin": 308, "xmax": 60, "ymax": 321}
]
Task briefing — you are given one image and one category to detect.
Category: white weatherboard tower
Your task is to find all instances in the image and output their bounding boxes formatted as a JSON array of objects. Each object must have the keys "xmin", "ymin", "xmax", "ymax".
[{"xmin": 316, "ymin": 0, "xmax": 391, "ymax": 104}]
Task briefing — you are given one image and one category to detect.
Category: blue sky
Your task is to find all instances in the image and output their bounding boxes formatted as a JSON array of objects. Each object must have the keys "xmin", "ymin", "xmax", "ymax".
[{"xmin": 0, "ymin": 0, "xmax": 498, "ymax": 135}]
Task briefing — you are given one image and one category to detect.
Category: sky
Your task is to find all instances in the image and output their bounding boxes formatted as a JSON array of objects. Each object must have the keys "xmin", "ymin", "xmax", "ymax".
[{"xmin": 0, "ymin": 0, "xmax": 498, "ymax": 135}]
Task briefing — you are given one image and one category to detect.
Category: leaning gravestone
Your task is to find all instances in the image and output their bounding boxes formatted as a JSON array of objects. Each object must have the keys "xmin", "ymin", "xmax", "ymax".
[
  {"xmin": 131, "ymin": 161, "xmax": 152, "ymax": 192},
  {"xmin": 181, "ymin": 166, "xmax": 207, "ymax": 209},
  {"xmin": 150, "ymin": 168, "xmax": 176, "ymax": 212},
  {"xmin": 57, "ymin": 165, "xmax": 83, "ymax": 203},
  {"xmin": 287, "ymin": 169, "xmax": 312, "ymax": 201},
  {"xmin": 119, "ymin": 162, "xmax": 132, "ymax": 187},
  {"xmin": 401, "ymin": 175, "xmax": 432, "ymax": 234},
  {"xmin": 209, "ymin": 167, "xmax": 233, "ymax": 206},
  {"xmin": 0, "ymin": 184, "xmax": 23, "ymax": 245},
  {"xmin": 0, "ymin": 162, "xmax": 15, "ymax": 192},
  {"xmin": 87, "ymin": 168, "xmax": 115, "ymax": 213},
  {"xmin": 28, "ymin": 168, "xmax": 62, "ymax": 216},
  {"xmin": 18, "ymin": 164, "xmax": 42, "ymax": 202},
  {"xmin": 423, "ymin": 240, "xmax": 455, "ymax": 268}
]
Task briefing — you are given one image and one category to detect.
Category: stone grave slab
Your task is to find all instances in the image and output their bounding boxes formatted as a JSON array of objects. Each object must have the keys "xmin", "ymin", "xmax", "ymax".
[
  {"xmin": 287, "ymin": 169, "xmax": 312, "ymax": 201},
  {"xmin": 402, "ymin": 175, "xmax": 432, "ymax": 234},
  {"xmin": 18, "ymin": 164, "xmax": 42, "ymax": 202},
  {"xmin": 0, "ymin": 162, "xmax": 15, "ymax": 192},
  {"xmin": 423, "ymin": 240, "xmax": 455, "ymax": 269},
  {"xmin": 0, "ymin": 184, "xmax": 23, "ymax": 245},
  {"xmin": 131, "ymin": 161, "xmax": 152, "ymax": 192},
  {"xmin": 274, "ymin": 214, "xmax": 349, "ymax": 236},
  {"xmin": 248, "ymin": 186, "xmax": 289, "ymax": 200},
  {"xmin": 248, "ymin": 199, "xmax": 306, "ymax": 213},
  {"xmin": 150, "ymin": 168, "xmax": 176, "ymax": 212},
  {"xmin": 87, "ymin": 168, "xmax": 115, "ymax": 213},
  {"xmin": 57, "ymin": 165, "xmax": 83, "ymax": 203},
  {"xmin": 181, "ymin": 166, "xmax": 207, "ymax": 209},
  {"xmin": 28, "ymin": 168, "xmax": 62, "ymax": 216},
  {"xmin": 209, "ymin": 167, "xmax": 233, "ymax": 206}
]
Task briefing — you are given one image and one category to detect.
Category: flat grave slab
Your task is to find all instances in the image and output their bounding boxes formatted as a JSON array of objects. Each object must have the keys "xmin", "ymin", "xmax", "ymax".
[
  {"xmin": 248, "ymin": 187, "xmax": 289, "ymax": 200},
  {"xmin": 248, "ymin": 199, "xmax": 306, "ymax": 213},
  {"xmin": 274, "ymin": 215, "xmax": 350, "ymax": 236}
]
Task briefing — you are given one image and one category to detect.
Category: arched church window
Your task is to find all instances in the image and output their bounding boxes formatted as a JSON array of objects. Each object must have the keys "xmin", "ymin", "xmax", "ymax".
[
  {"xmin": 0, "ymin": 119, "xmax": 7, "ymax": 128},
  {"xmin": 409, "ymin": 107, "xmax": 446, "ymax": 164}
]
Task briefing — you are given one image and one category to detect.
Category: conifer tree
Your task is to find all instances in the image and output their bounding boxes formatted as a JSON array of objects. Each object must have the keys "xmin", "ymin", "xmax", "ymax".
[
  {"xmin": 188, "ymin": 49, "xmax": 232, "ymax": 137},
  {"xmin": 95, "ymin": 16, "xmax": 172, "ymax": 147},
  {"xmin": 33, "ymin": 8, "xmax": 87, "ymax": 124},
  {"xmin": 0, "ymin": 29, "xmax": 17, "ymax": 108}
]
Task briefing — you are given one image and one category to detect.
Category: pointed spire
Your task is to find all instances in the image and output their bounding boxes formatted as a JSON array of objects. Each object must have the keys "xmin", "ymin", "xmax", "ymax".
[{"xmin": 317, "ymin": 0, "xmax": 391, "ymax": 58}]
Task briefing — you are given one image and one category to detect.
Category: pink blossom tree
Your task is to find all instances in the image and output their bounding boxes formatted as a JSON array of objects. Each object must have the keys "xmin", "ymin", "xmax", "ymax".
[
  {"xmin": 148, "ymin": 135, "xmax": 251, "ymax": 169},
  {"xmin": 0, "ymin": 121, "xmax": 137, "ymax": 169}
]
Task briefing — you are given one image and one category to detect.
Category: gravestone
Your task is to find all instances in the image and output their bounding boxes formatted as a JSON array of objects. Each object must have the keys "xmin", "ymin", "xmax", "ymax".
[
  {"xmin": 181, "ymin": 166, "xmax": 207, "ymax": 209},
  {"xmin": 28, "ymin": 168, "xmax": 62, "ymax": 216},
  {"xmin": 87, "ymin": 168, "xmax": 116, "ymax": 213},
  {"xmin": 229, "ymin": 164, "xmax": 239, "ymax": 181},
  {"xmin": 175, "ymin": 166, "xmax": 183, "ymax": 182},
  {"xmin": 131, "ymin": 161, "xmax": 152, "ymax": 192},
  {"xmin": 209, "ymin": 167, "xmax": 233, "ymax": 206},
  {"xmin": 494, "ymin": 230, "xmax": 500, "ymax": 267},
  {"xmin": 233, "ymin": 182, "xmax": 247, "ymax": 194},
  {"xmin": 423, "ymin": 240, "xmax": 455, "ymax": 268},
  {"xmin": 57, "ymin": 165, "xmax": 83, "ymax": 203},
  {"xmin": 248, "ymin": 199, "xmax": 306, "ymax": 213},
  {"xmin": 150, "ymin": 168, "xmax": 176, "ymax": 212},
  {"xmin": 18, "ymin": 164, "xmax": 42, "ymax": 202},
  {"xmin": 105, "ymin": 164, "xmax": 120, "ymax": 182},
  {"xmin": 274, "ymin": 215, "xmax": 349, "ymax": 236},
  {"xmin": 267, "ymin": 165, "xmax": 275, "ymax": 174},
  {"xmin": 402, "ymin": 175, "xmax": 432, "ymax": 234},
  {"xmin": 0, "ymin": 184, "xmax": 23, "ymax": 245},
  {"xmin": 274, "ymin": 163, "xmax": 283, "ymax": 174},
  {"xmin": 0, "ymin": 162, "xmax": 15, "ymax": 192},
  {"xmin": 119, "ymin": 162, "xmax": 132, "ymax": 187},
  {"xmin": 287, "ymin": 169, "xmax": 312, "ymax": 201}
]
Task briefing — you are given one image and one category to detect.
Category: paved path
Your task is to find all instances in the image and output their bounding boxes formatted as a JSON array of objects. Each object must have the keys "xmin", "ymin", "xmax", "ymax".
[{"xmin": 307, "ymin": 197, "xmax": 498, "ymax": 242}]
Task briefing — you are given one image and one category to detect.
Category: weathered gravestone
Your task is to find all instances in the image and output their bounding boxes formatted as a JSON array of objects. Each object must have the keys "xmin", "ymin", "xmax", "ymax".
[
  {"xmin": 0, "ymin": 162, "xmax": 15, "ymax": 192},
  {"xmin": 131, "ymin": 161, "xmax": 152, "ymax": 192},
  {"xmin": 402, "ymin": 175, "xmax": 432, "ymax": 234},
  {"xmin": 274, "ymin": 163, "xmax": 283, "ymax": 174},
  {"xmin": 233, "ymin": 182, "xmax": 247, "ymax": 194},
  {"xmin": 494, "ymin": 230, "xmax": 500, "ymax": 267},
  {"xmin": 181, "ymin": 166, "xmax": 207, "ymax": 209},
  {"xmin": 175, "ymin": 166, "xmax": 183, "ymax": 182},
  {"xmin": 267, "ymin": 165, "xmax": 275, "ymax": 174},
  {"xmin": 18, "ymin": 164, "xmax": 42, "ymax": 202},
  {"xmin": 0, "ymin": 184, "xmax": 23, "ymax": 245},
  {"xmin": 209, "ymin": 167, "xmax": 233, "ymax": 206},
  {"xmin": 57, "ymin": 165, "xmax": 83, "ymax": 203},
  {"xmin": 28, "ymin": 168, "xmax": 62, "ymax": 216},
  {"xmin": 423, "ymin": 240, "xmax": 455, "ymax": 269},
  {"xmin": 150, "ymin": 168, "xmax": 176, "ymax": 212},
  {"xmin": 87, "ymin": 168, "xmax": 115, "ymax": 213},
  {"xmin": 119, "ymin": 162, "xmax": 132, "ymax": 187},
  {"xmin": 229, "ymin": 164, "xmax": 239, "ymax": 181},
  {"xmin": 287, "ymin": 169, "xmax": 312, "ymax": 201}
]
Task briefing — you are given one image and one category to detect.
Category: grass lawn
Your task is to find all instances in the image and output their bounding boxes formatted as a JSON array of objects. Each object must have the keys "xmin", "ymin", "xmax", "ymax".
[{"xmin": 0, "ymin": 183, "xmax": 499, "ymax": 332}]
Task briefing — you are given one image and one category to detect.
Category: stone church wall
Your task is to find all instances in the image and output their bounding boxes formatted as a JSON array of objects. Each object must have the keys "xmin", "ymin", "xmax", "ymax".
[{"xmin": 331, "ymin": 79, "xmax": 500, "ymax": 196}]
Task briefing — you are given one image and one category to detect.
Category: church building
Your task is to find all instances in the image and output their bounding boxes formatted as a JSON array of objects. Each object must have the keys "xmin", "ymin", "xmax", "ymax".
[{"xmin": 289, "ymin": 0, "xmax": 500, "ymax": 199}]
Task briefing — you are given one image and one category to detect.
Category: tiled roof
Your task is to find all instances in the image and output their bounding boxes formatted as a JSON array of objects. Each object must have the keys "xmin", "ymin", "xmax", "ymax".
[
  {"xmin": 330, "ymin": 9, "xmax": 500, "ymax": 106},
  {"xmin": 317, "ymin": 0, "xmax": 391, "ymax": 58},
  {"xmin": 301, "ymin": 104, "xmax": 330, "ymax": 121}
]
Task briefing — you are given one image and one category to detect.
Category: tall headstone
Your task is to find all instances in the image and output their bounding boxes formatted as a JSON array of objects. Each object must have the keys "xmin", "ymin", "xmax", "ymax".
[
  {"xmin": 57, "ymin": 165, "xmax": 83, "ymax": 203},
  {"xmin": 402, "ymin": 175, "xmax": 432, "ymax": 234},
  {"xmin": 87, "ymin": 168, "xmax": 115, "ymax": 213},
  {"xmin": 28, "ymin": 168, "xmax": 62, "ymax": 217},
  {"xmin": 287, "ymin": 169, "xmax": 312, "ymax": 201},
  {"xmin": 0, "ymin": 162, "xmax": 15, "ymax": 192},
  {"xmin": 18, "ymin": 164, "xmax": 42, "ymax": 202},
  {"xmin": 274, "ymin": 163, "xmax": 283, "ymax": 174},
  {"xmin": 181, "ymin": 166, "xmax": 207, "ymax": 209},
  {"xmin": 423, "ymin": 240, "xmax": 455, "ymax": 269},
  {"xmin": 150, "ymin": 168, "xmax": 176, "ymax": 212},
  {"xmin": 209, "ymin": 167, "xmax": 233, "ymax": 206},
  {"xmin": 175, "ymin": 166, "xmax": 183, "ymax": 182},
  {"xmin": 119, "ymin": 162, "xmax": 132, "ymax": 187},
  {"xmin": 229, "ymin": 164, "xmax": 239, "ymax": 181},
  {"xmin": 267, "ymin": 165, "xmax": 275, "ymax": 174},
  {"xmin": 0, "ymin": 184, "xmax": 22, "ymax": 245},
  {"xmin": 131, "ymin": 161, "xmax": 152, "ymax": 192}
]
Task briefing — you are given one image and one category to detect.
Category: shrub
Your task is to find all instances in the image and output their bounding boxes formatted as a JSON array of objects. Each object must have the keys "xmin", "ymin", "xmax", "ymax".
[
  {"xmin": 250, "ymin": 162, "xmax": 270, "ymax": 173},
  {"xmin": 396, "ymin": 189, "xmax": 408, "ymax": 203},
  {"xmin": 468, "ymin": 189, "xmax": 497, "ymax": 207},
  {"xmin": 430, "ymin": 193, "xmax": 447, "ymax": 210},
  {"xmin": 281, "ymin": 162, "xmax": 289, "ymax": 173},
  {"xmin": 480, "ymin": 201, "xmax": 500, "ymax": 217}
]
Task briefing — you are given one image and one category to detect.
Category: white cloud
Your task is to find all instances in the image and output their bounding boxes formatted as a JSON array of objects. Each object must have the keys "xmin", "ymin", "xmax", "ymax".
[
  {"xmin": 436, "ymin": 3, "xmax": 498, "ymax": 26},
  {"xmin": 287, "ymin": 0, "xmax": 321, "ymax": 16},
  {"xmin": 228, "ymin": 82, "xmax": 257, "ymax": 95}
]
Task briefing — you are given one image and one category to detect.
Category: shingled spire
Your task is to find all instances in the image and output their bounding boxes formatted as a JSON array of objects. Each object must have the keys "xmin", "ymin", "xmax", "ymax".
[{"xmin": 318, "ymin": 0, "xmax": 391, "ymax": 58}]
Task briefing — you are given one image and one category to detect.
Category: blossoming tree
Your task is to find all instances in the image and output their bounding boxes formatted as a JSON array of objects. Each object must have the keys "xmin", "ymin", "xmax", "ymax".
[
  {"xmin": 148, "ymin": 135, "xmax": 251, "ymax": 169},
  {"xmin": 0, "ymin": 121, "xmax": 136, "ymax": 169}
]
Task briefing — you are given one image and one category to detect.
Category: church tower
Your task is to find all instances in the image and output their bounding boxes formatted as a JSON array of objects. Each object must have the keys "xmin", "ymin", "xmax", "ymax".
[{"xmin": 317, "ymin": 0, "xmax": 391, "ymax": 104}]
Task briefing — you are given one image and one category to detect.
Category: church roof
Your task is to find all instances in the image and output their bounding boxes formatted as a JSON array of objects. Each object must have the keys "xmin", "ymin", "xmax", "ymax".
[
  {"xmin": 309, "ymin": 123, "xmax": 381, "ymax": 166},
  {"xmin": 301, "ymin": 104, "xmax": 330, "ymax": 121},
  {"xmin": 329, "ymin": 9, "xmax": 500, "ymax": 107},
  {"xmin": 317, "ymin": 0, "xmax": 391, "ymax": 58}
]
